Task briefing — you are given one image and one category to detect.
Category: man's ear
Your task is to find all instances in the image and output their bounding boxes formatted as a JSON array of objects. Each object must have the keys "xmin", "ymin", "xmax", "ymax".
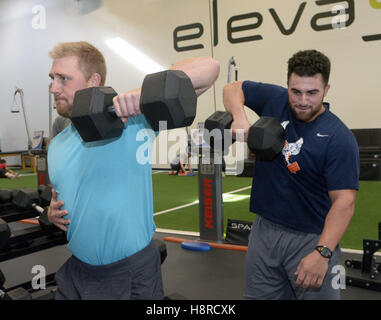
[
  {"xmin": 87, "ymin": 73, "xmax": 102, "ymax": 87},
  {"xmin": 324, "ymin": 84, "xmax": 331, "ymax": 97}
]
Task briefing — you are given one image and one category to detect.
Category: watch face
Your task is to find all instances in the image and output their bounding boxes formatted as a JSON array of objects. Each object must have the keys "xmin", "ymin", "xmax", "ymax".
[
  {"xmin": 317, "ymin": 246, "xmax": 332, "ymax": 258},
  {"xmin": 321, "ymin": 247, "xmax": 330, "ymax": 257}
]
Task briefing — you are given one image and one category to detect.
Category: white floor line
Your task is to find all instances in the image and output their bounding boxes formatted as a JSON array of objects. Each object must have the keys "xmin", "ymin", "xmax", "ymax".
[
  {"xmin": 224, "ymin": 186, "xmax": 251, "ymax": 194},
  {"xmin": 153, "ymin": 185, "xmax": 251, "ymax": 217},
  {"xmin": 18, "ymin": 173, "xmax": 37, "ymax": 177},
  {"xmin": 152, "ymin": 170, "xmax": 168, "ymax": 175},
  {"xmin": 154, "ymin": 201, "xmax": 199, "ymax": 216},
  {"xmin": 156, "ymin": 228, "xmax": 200, "ymax": 237}
]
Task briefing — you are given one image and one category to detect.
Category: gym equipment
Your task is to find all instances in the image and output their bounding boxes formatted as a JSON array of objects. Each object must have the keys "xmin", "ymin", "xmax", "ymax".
[
  {"xmin": 181, "ymin": 241, "xmax": 211, "ymax": 252},
  {"xmin": 37, "ymin": 185, "xmax": 52, "ymax": 207},
  {"xmin": 0, "ymin": 190, "xmax": 16, "ymax": 213},
  {"xmin": 198, "ymin": 146, "xmax": 225, "ymax": 242},
  {"xmin": 12, "ymin": 188, "xmax": 51, "ymax": 218},
  {"xmin": 224, "ymin": 219, "xmax": 252, "ymax": 246},
  {"xmin": 154, "ymin": 239, "xmax": 167, "ymax": 265},
  {"xmin": 71, "ymin": 70, "xmax": 197, "ymax": 142},
  {"xmin": 0, "ymin": 188, "xmax": 63, "ymax": 250},
  {"xmin": 12, "ymin": 188, "xmax": 40, "ymax": 210},
  {"xmin": 12, "ymin": 188, "xmax": 56, "ymax": 232},
  {"xmin": 204, "ymin": 111, "xmax": 286, "ymax": 161},
  {"xmin": 198, "ymin": 111, "xmax": 285, "ymax": 242},
  {"xmin": 0, "ymin": 222, "xmax": 67, "ymax": 260},
  {"xmin": 345, "ymin": 222, "xmax": 381, "ymax": 292},
  {"xmin": 164, "ymin": 237, "xmax": 247, "ymax": 252},
  {"xmin": 11, "ymin": 88, "xmax": 33, "ymax": 152},
  {"xmin": 0, "ymin": 219, "xmax": 11, "ymax": 248},
  {"xmin": 0, "ymin": 271, "xmax": 57, "ymax": 300},
  {"xmin": 203, "ymin": 111, "xmax": 234, "ymax": 156},
  {"xmin": 0, "ymin": 190, "xmax": 11, "ymax": 203}
]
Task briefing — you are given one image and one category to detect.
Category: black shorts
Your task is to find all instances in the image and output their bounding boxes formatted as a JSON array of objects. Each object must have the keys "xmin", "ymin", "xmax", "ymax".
[
  {"xmin": 55, "ymin": 239, "xmax": 164, "ymax": 300},
  {"xmin": 0, "ymin": 169, "xmax": 6, "ymax": 178},
  {"xmin": 170, "ymin": 163, "xmax": 181, "ymax": 171}
]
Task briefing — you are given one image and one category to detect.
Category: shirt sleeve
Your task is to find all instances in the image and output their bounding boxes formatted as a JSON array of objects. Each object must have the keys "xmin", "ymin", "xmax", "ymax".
[
  {"xmin": 324, "ymin": 131, "xmax": 360, "ymax": 191},
  {"xmin": 242, "ymin": 81, "xmax": 287, "ymax": 116}
]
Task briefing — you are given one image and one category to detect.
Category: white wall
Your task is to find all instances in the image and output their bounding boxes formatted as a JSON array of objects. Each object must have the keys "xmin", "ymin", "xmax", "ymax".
[
  {"xmin": 0, "ymin": 0, "xmax": 380, "ymax": 167},
  {"xmin": 212, "ymin": 0, "xmax": 381, "ymax": 128}
]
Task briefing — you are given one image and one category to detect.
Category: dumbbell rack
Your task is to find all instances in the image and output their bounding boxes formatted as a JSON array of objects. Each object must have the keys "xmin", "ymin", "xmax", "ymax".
[
  {"xmin": 345, "ymin": 222, "xmax": 381, "ymax": 292},
  {"xmin": 0, "ymin": 189, "xmax": 67, "ymax": 300},
  {"xmin": 0, "ymin": 271, "xmax": 57, "ymax": 300}
]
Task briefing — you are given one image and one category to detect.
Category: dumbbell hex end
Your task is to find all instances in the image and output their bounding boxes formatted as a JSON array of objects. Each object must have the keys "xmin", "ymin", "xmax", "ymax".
[{"xmin": 248, "ymin": 117, "xmax": 286, "ymax": 161}]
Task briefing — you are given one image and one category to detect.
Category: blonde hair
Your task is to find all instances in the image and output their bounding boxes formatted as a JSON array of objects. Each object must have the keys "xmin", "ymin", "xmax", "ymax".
[{"xmin": 49, "ymin": 41, "xmax": 107, "ymax": 86}]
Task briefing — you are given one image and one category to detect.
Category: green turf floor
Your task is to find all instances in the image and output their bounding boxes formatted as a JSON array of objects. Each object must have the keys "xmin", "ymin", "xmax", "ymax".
[
  {"xmin": 1, "ymin": 170, "xmax": 380, "ymax": 250},
  {"xmin": 152, "ymin": 173, "xmax": 381, "ymax": 251}
]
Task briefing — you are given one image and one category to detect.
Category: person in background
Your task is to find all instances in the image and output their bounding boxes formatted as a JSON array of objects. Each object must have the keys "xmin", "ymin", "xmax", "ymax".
[
  {"xmin": 168, "ymin": 149, "xmax": 193, "ymax": 176},
  {"xmin": 0, "ymin": 159, "xmax": 19, "ymax": 179}
]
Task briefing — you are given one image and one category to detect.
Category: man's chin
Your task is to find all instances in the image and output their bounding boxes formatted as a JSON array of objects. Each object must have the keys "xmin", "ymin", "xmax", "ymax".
[
  {"xmin": 291, "ymin": 109, "xmax": 315, "ymax": 122},
  {"xmin": 56, "ymin": 104, "xmax": 71, "ymax": 118}
]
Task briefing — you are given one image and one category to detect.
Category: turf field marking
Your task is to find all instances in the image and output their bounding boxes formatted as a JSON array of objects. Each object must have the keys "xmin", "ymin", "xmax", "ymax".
[
  {"xmin": 152, "ymin": 170, "xmax": 167, "ymax": 175},
  {"xmin": 153, "ymin": 186, "xmax": 251, "ymax": 217},
  {"xmin": 156, "ymin": 228, "xmax": 199, "ymax": 236}
]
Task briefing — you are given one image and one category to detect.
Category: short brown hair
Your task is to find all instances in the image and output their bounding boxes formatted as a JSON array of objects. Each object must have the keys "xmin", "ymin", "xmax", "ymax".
[
  {"xmin": 287, "ymin": 49, "xmax": 331, "ymax": 86},
  {"xmin": 49, "ymin": 41, "xmax": 107, "ymax": 86}
]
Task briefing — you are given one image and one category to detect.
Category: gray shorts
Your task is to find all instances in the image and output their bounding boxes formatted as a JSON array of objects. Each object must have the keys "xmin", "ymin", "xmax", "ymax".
[
  {"xmin": 55, "ymin": 239, "xmax": 164, "ymax": 300},
  {"xmin": 244, "ymin": 215, "xmax": 342, "ymax": 300}
]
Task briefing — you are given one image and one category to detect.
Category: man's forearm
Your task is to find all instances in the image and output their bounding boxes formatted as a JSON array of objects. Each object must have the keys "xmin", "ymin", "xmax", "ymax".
[
  {"xmin": 317, "ymin": 189, "xmax": 356, "ymax": 251},
  {"xmin": 171, "ymin": 57, "xmax": 220, "ymax": 97},
  {"xmin": 223, "ymin": 81, "xmax": 246, "ymax": 120}
]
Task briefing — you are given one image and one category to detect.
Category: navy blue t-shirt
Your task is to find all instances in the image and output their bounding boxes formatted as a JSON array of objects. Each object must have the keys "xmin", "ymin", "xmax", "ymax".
[{"xmin": 242, "ymin": 81, "xmax": 360, "ymax": 234}]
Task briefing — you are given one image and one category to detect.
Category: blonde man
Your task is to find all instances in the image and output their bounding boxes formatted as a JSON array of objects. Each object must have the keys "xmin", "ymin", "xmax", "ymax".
[{"xmin": 47, "ymin": 41, "xmax": 220, "ymax": 300}]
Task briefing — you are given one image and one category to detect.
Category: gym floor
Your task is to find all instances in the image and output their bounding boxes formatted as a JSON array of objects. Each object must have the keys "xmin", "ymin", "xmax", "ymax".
[
  {"xmin": 1, "ymin": 227, "xmax": 380, "ymax": 300},
  {"xmin": 1, "ymin": 171, "xmax": 380, "ymax": 300}
]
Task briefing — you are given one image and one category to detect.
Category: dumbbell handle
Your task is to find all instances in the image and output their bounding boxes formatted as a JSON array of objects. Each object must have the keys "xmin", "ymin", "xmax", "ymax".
[
  {"xmin": 105, "ymin": 104, "xmax": 143, "ymax": 119},
  {"xmin": 105, "ymin": 105, "xmax": 118, "ymax": 119},
  {"xmin": 31, "ymin": 203, "xmax": 44, "ymax": 215}
]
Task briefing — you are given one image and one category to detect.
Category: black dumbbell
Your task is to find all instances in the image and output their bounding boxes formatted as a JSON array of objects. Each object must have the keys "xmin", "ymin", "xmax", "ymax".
[
  {"xmin": 71, "ymin": 70, "xmax": 197, "ymax": 142},
  {"xmin": 0, "ymin": 190, "xmax": 11, "ymax": 204},
  {"xmin": 0, "ymin": 219, "xmax": 11, "ymax": 249},
  {"xmin": 12, "ymin": 189, "xmax": 55, "ymax": 232},
  {"xmin": 12, "ymin": 189, "xmax": 42, "ymax": 212},
  {"xmin": 0, "ymin": 190, "xmax": 16, "ymax": 212},
  {"xmin": 0, "ymin": 268, "xmax": 5, "ymax": 288},
  {"xmin": 204, "ymin": 111, "xmax": 286, "ymax": 161},
  {"xmin": 37, "ymin": 185, "xmax": 52, "ymax": 207}
]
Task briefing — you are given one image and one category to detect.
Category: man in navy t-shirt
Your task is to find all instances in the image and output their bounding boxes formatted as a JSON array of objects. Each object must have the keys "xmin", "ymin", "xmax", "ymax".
[{"xmin": 223, "ymin": 50, "xmax": 359, "ymax": 299}]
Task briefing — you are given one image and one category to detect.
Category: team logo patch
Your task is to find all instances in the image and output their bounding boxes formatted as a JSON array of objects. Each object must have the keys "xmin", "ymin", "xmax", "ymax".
[
  {"xmin": 282, "ymin": 138, "xmax": 303, "ymax": 173},
  {"xmin": 280, "ymin": 121, "xmax": 303, "ymax": 174}
]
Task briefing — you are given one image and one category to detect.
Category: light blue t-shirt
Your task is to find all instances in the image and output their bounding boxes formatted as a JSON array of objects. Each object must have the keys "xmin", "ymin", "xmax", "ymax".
[{"xmin": 48, "ymin": 115, "xmax": 157, "ymax": 265}]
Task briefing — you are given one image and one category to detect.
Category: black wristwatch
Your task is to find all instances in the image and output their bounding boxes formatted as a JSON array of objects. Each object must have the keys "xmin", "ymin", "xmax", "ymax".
[{"xmin": 315, "ymin": 245, "xmax": 332, "ymax": 259}]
